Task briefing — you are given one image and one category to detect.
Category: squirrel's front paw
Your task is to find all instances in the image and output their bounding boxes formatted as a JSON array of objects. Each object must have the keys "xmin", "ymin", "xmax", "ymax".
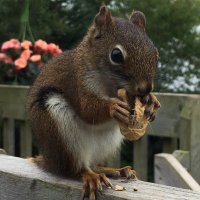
[
  {"xmin": 140, "ymin": 93, "xmax": 161, "ymax": 122},
  {"xmin": 109, "ymin": 98, "xmax": 131, "ymax": 126}
]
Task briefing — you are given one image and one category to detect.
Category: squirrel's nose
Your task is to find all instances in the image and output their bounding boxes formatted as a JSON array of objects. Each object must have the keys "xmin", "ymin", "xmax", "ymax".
[{"xmin": 137, "ymin": 84, "xmax": 152, "ymax": 96}]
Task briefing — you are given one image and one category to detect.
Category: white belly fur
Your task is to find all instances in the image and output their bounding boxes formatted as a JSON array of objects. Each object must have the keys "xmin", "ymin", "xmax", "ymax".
[{"xmin": 46, "ymin": 94, "xmax": 124, "ymax": 170}]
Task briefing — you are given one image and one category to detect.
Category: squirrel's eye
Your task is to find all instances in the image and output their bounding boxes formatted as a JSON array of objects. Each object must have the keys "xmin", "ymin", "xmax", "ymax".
[{"xmin": 110, "ymin": 48, "xmax": 124, "ymax": 64}]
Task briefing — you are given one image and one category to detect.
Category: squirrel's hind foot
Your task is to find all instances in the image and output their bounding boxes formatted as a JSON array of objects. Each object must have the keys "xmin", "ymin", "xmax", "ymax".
[
  {"xmin": 81, "ymin": 169, "xmax": 113, "ymax": 200},
  {"xmin": 93, "ymin": 166, "xmax": 137, "ymax": 180}
]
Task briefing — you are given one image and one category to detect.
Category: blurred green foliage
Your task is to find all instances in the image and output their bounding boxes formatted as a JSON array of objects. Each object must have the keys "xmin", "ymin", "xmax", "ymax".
[
  {"xmin": 0, "ymin": 0, "xmax": 199, "ymax": 92},
  {"xmin": 113, "ymin": 0, "xmax": 200, "ymax": 93}
]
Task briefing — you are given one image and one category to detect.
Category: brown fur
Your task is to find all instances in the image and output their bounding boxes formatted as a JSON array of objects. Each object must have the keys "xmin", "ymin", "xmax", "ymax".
[{"xmin": 27, "ymin": 5, "xmax": 158, "ymax": 178}]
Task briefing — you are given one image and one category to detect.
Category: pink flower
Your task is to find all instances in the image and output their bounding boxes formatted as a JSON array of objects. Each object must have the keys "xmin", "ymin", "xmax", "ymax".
[
  {"xmin": 1, "ymin": 39, "xmax": 21, "ymax": 51},
  {"xmin": 47, "ymin": 43, "xmax": 57, "ymax": 51},
  {"xmin": 0, "ymin": 53, "xmax": 13, "ymax": 64},
  {"xmin": 47, "ymin": 43, "xmax": 62, "ymax": 56},
  {"xmin": 30, "ymin": 54, "xmax": 41, "ymax": 62},
  {"xmin": 21, "ymin": 40, "xmax": 32, "ymax": 49},
  {"xmin": 4, "ymin": 57, "xmax": 13, "ymax": 64},
  {"xmin": 0, "ymin": 53, "xmax": 6, "ymax": 61},
  {"xmin": 21, "ymin": 49, "xmax": 32, "ymax": 60},
  {"xmin": 14, "ymin": 58, "xmax": 27, "ymax": 70},
  {"xmin": 34, "ymin": 39, "xmax": 47, "ymax": 51}
]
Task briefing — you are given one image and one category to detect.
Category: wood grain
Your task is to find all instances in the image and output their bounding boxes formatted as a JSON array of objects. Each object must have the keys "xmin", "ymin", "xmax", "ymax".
[
  {"xmin": 0, "ymin": 85, "xmax": 200, "ymax": 183},
  {"xmin": 20, "ymin": 122, "xmax": 32, "ymax": 158},
  {"xmin": 0, "ymin": 85, "xmax": 29, "ymax": 120},
  {"xmin": 154, "ymin": 153, "xmax": 200, "ymax": 192},
  {"xmin": 173, "ymin": 150, "xmax": 190, "ymax": 171},
  {"xmin": 1, "ymin": 154, "xmax": 200, "ymax": 200},
  {"xmin": 3, "ymin": 118, "xmax": 15, "ymax": 155},
  {"xmin": 190, "ymin": 100, "xmax": 200, "ymax": 183}
]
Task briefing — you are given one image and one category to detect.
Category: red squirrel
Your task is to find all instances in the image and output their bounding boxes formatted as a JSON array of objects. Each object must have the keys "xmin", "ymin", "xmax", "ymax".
[{"xmin": 27, "ymin": 5, "xmax": 160, "ymax": 200}]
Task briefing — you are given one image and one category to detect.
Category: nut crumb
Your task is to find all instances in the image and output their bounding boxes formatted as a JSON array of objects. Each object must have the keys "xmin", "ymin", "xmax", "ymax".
[
  {"xmin": 133, "ymin": 187, "xmax": 138, "ymax": 191},
  {"xmin": 114, "ymin": 185, "xmax": 126, "ymax": 191}
]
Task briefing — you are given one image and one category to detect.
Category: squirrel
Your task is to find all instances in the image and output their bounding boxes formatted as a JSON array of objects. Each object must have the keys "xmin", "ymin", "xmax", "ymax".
[{"xmin": 27, "ymin": 5, "xmax": 160, "ymax": 200}]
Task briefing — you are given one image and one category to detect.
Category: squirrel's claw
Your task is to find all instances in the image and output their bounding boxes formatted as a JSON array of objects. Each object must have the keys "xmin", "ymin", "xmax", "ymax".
[
  {"xmin": 141, "ymin": 93, "xmax": 161, "ymax": 122},
  {"xmin": 119, "ymin": 166, "xmax": 137, "ymax": 180},
  {"xmin": 110, "ymin": 98, "xmax": 131, "ymax": 126},
  {"xmin": 82, "ymin": 170, "xmax": 112, "ymax": 200}
]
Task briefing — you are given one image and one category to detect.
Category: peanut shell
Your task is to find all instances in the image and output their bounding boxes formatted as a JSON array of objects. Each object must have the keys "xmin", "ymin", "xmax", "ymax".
[{"xmin": 117, "ymin": 89, "xmax": 149, "ymax": 141}]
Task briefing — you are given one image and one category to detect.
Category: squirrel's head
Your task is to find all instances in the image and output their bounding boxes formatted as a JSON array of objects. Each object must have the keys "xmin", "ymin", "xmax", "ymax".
[{"xmin": 83, "ymin": 5, "xmax": 158, "ymax": 97}]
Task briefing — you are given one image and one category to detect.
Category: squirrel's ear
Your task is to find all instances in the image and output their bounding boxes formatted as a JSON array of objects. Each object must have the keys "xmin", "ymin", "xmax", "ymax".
[
  {"xmin": 93, "ymin": 5, "xmax": 113, "ymax": 38},
  {"xmin": 129, "ymin": 11, "xmax": 146, "ymax": 31}
]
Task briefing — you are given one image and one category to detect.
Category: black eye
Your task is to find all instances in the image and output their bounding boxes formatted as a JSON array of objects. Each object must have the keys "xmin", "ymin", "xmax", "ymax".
[{"xmin": 110, "ymin": 48, "xmax": 124, "ymax": 64}]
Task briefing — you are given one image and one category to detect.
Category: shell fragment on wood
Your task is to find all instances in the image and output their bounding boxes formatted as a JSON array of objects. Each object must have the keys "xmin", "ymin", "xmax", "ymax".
[{"xmin": 114, "ymin": 185, "xmax": 126, "ymax": 191}]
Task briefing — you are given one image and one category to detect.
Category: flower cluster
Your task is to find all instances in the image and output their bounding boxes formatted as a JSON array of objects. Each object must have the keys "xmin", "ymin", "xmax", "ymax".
[{"xmin": 0, "ymin": 39, "xmax": 62, "ymax": 85}]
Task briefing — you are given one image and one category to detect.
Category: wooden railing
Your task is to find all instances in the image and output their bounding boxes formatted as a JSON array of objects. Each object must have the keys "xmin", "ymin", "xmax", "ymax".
[
  {"xmin": 1, "ymin": 153, "xmax": 200, "ymax": 200},
  {"xmin": 134, "ymin": 93, "xmax": 200, "ymax": 183},
  {"xmin": 0, "ymin": 85, "xmax": 32, "ymax": 157},
  {"xmin": 154, "ymin": 152, "xmax": 200, "ymax": 191},
  {"xmin": 0, "ymin": 85, "xmax": 200, "ymax": 184}
]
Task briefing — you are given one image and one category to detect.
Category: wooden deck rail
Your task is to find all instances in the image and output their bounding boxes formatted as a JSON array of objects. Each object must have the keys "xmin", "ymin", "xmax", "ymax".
[
  {"xmin": 154, "ymin": 153, "xmax": 200, "ymax": 191},
  {"xmin": 1, "ymin": 154, "xmax": 200, "ymax": 200},
  {"xmin": 0, "ymin": 85, "xmax": 32, "ymax": 157},
  {"xmin": 0, "ymin": 85, "xmax": 200, "ymax": 183},
  {"xmin": 134, "ymin": 93, "xmax": 200, "ymax": 182}
]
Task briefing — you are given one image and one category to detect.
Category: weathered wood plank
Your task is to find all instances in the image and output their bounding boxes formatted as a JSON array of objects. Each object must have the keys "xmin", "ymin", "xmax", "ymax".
[
  {"xmin": 133, "ymin": 134, "xmax": 148, "ymax": 181},
  {"xmin": 151, "ymin": 93, "xmax": 200, "ymax": 183},
  {"xmin": 173, "ymin": 150, "xmax": 190, "ymax": 171},
  {"xmin": 3, "ymin": 118, "xmax": 15, "ymax": 155},
  {"xmin": 148, "ymin": 93, "xmax": 200, "ymax": 138},
  {"xmin": 190, "ymin": 100, "xmax": 200, "ymax": 183},
  {"xmin": 154, "ymin": 153, "xmax": 200, "ymax": 192},
  {"xmin": 147, "ymin": 93, "xmax": 184, "ymax": 138},
  {"xmin": 178, "ymin": 118, "xmax": 191, "ymax": 151},
  {"xmin": 0, "ymin": 85, "xmax": 29, "ymax": 120},
  {"xmin": 20, "ymin": 122, "xmax": 32, "ymax": 158},
  {"xmin": 0, "ymin": 85, "xmax": 200, "ymax": 184},
  {"xmin": 1, "ymin": 155, "xmax": 200, "ymax": 200}
]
